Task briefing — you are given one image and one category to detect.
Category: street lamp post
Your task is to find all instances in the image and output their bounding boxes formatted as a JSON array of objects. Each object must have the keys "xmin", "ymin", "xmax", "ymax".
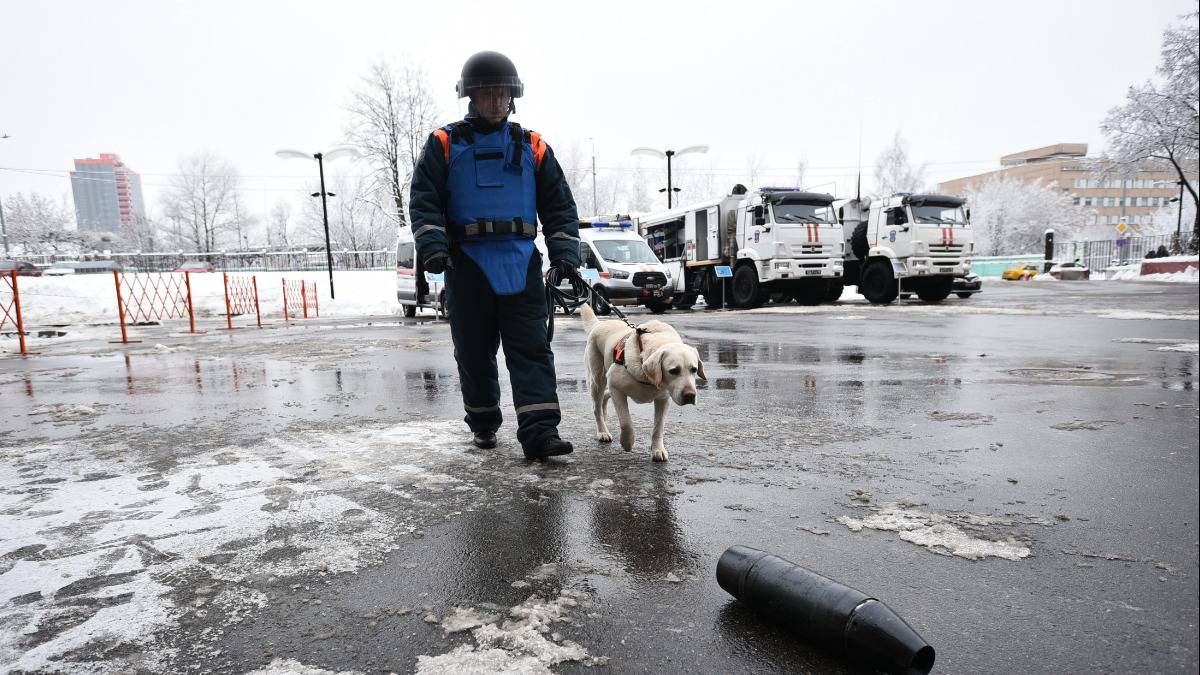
[
  {"xmin": 631, "ymin": 145, "xmax": 709, "ymax": 209},
  {"xmin": 275, "ymin": 146, "xmax": 361, "ymax": 299}
]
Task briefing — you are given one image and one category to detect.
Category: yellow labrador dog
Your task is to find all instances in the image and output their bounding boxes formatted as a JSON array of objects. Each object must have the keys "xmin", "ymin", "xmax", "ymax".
[{"xmin": 579, "ymin": 303, "xmax": 706, "ymax": 461}]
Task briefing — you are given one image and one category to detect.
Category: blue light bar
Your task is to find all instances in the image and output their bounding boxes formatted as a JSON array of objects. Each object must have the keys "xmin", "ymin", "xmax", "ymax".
[{"xmin": 582, "ymin": 221, "xmax": 633, "ymax": 229}]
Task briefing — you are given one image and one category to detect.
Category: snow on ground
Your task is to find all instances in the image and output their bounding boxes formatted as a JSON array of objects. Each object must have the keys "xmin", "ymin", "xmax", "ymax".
[
  {"xmin": 1086, "ymin": 309, "xmax": 1200, "ymax": 321},
  {"xmin": 244, "ymin": 658, "xmax": 363, "ymax": 675},
  {"xmin": 835, "ymin": 504, "xmax": 1036, "ymax": 561},
  {"xmin": 0, "ymin": 418, "xmax": 480, "ymax": 673}
]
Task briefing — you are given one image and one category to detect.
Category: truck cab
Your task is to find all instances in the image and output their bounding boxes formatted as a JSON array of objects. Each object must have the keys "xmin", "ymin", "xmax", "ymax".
[
  {"xmin": 638, "ymin": 185, "xmax": 843, "ymax": 309},
  {"xmin": 835, "ymin": 193, "xmax": 974, "ymax": 304}
]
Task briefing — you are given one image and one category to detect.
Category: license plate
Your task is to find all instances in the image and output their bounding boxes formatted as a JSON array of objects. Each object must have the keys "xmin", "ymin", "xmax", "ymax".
[
  {"xmin": 805, "ymin": 269, "xmax": 821, "ymax": 276},
  {"xmin": 646, "ymin": 284, "xmax": 662, "ymax": 290}
]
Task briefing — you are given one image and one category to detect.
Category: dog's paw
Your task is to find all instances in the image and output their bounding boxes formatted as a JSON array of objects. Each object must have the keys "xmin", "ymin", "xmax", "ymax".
[
  {"xmin": 596, "ymin": 431, "xmax": 612, "ymax": 443},
  {"xmin": 652, "ymin": 448, "xmax": 669, "ymax": 462},
  {"xmin": 619, "ymin": 428, "xmax": 635, "ymax": 452}
]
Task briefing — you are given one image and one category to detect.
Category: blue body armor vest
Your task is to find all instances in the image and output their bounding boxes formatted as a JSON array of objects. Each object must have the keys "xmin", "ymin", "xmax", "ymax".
[{"xmin": 443, "ymin": 121, "xmax": 539, "ymax": 295}]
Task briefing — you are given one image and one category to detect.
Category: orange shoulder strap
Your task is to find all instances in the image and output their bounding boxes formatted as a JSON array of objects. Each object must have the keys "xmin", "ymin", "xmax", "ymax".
[
  {"xmin": 433, "ymin": 129, "xmax": 450, "ymax": 161},
  {"xmin": 530, "ymin": 131, "xmax": 546, "ymax": 169}
]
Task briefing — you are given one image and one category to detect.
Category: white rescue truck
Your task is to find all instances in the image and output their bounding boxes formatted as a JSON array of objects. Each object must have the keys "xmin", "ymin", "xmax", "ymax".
[
  {"xmin": 637, "ymin": 185, "xmax": 844, "ymax": 309},
  {"xmin": 834, "ymin": 193, "xmax": 974, "ymax": 304}
]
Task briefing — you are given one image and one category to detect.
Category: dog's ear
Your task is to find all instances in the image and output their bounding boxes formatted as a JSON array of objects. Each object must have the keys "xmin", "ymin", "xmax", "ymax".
[
  {"xmin": 696, "ymin": 356, "xmax": 708, "ymax": 382},
  {"xmin": 643, "ymin": 348, "xmax": 666, "ymax": 388}
]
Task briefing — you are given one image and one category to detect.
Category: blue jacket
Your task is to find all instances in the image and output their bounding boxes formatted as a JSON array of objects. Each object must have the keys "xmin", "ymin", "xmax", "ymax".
[{"xmin": 409, "ymin": 114, "xmax": 581, "ymax": 269}]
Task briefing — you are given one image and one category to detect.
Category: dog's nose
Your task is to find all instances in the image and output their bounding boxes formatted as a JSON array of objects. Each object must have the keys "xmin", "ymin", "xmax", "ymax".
[{"xmin": 682, "ymin": 392, "xmax": 696, "ymax": 405}]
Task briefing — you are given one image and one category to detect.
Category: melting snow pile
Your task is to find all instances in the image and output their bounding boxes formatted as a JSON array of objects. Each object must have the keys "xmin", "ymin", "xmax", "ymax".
[
  {"xmin": 244, "ymin": 658, "xmax": 364, "ymax": 675},
  {"xmin": 416, "ymin": 589, "xmax": 606, "ymax": 674},
  {"xmin": 837, "ymin": 504, "xmax": 1032, "ymax": 561}
]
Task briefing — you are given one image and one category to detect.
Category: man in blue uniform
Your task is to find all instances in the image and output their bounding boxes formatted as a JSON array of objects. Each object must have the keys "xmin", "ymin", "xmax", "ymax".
[{"xmin": 409, "ymin": 51, "xmax": 580, "ymax": 461}]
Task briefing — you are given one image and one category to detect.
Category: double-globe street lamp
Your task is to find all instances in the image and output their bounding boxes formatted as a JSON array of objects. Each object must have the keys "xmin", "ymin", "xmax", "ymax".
[
  {"xmin": 630, "ymin": 145, "xmax": 709, "ymax": 209},
  {"xmin": 275, "ymin": 146, "xmax": 362, "ymax": 299}
]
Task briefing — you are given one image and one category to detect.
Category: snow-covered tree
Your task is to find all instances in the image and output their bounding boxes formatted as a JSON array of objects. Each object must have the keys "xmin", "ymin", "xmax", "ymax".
[
  {"xmin": 159, "ymin": 151, "xmax": 242, "ymax": 252},
  {"xmin": 1100, "ymin": 12, "xmax": 1199, "ymax": 250},
  {"xmin": 2, "ymin": 192, "xmax": 83, "ymax": 254},
  {"xmin": 874, "ymin": 131, "xmax": 927, "ymax": 197},
  {"xmin": 345, "ymin": 58, "xmax": 439, "ymax": 230},
  {"xmin": 964, "ymin": 175, "xmax": 1093, "ymax": 255}
]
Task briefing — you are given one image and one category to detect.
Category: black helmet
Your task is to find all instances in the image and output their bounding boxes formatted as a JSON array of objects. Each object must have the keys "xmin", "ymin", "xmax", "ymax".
[{"xmin": 456, "ymin": 51, "xmax": 524, "ymax": 99}]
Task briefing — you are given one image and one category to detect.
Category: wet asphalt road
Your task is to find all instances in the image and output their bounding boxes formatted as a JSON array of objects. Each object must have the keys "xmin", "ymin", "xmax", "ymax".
[{"xmin": 1, "ymin": 280, "xmax": 1197, "ymax": 674}]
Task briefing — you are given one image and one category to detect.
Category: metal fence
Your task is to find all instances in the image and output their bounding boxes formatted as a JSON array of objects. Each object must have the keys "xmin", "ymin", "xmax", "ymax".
[
  {"xmin": 1053, "ymin": 234, "xmax": 1186, "ymax": 273},
  {"xmin": 11, "ymin": 249, "xmax": 395, "ymax": 273}
]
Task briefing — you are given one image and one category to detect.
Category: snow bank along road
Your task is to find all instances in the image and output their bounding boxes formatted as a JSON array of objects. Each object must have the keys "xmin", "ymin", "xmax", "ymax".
[{"xmin": 0, "ymin": 282, "xmax": 1197, "ymax": 673}]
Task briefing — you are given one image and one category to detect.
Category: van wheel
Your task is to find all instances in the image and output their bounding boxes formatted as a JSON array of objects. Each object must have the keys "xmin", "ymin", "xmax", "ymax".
[
  {"xmin": 402, "ymin": 304, "xmax": 417, "ymax": 318},
  {"xmin": 438, "ymin": 291, "xmax": 449, "ymax": 320},
  {"xmin": 647, "ymin": 300, "xmax": 670, "ymax": 314},
  {"xmin": 861, "ymin": 260, "xmax": 898, "ymax": 304},
  {"xmin": 956, "ymin": 292, "xmax": 974, "ymax": 299},
  {"xmin": 591, "ymin": 286, "xmax": 612, "ymax": 316}
]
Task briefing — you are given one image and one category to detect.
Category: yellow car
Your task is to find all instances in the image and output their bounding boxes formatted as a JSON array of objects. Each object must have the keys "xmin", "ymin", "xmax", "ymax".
[{"xmin": 1001, "ymin": 264, "xmax": 1040, "ymax": 281}]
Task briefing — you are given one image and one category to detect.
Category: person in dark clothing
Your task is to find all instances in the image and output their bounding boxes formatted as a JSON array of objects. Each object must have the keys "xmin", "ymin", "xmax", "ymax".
[{"xmin": 408, "ymin": 51, "xmax": 581, "ymax": 461}]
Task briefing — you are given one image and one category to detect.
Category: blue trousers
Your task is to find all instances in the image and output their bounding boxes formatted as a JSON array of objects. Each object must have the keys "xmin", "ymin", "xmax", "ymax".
[{"xmin": 445, "ymin": 247, "xmax": 561, "ymax": 451}]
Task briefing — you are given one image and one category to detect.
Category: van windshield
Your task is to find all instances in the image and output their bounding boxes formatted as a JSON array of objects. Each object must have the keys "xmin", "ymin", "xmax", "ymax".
[{"xmin": 593, "ymin": 239, "xmax": 661, "ymax": 264}]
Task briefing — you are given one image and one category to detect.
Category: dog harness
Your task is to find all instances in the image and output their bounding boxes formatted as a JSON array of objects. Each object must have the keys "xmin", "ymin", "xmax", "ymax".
[{"xmin": 612, "ymin": 330, "xmax": 655, "ymax": 386}]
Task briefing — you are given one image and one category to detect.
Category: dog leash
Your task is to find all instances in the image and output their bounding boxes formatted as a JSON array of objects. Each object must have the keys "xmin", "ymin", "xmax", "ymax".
[{"xmin": 544, "ymin": 267, "xmax": 645, "ymax": 341}]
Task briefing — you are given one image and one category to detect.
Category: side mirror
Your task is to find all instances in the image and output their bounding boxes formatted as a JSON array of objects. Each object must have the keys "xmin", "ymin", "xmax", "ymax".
[{"xmin": 753, "ymin": 205, "xmax": 765, "ymax": 226}]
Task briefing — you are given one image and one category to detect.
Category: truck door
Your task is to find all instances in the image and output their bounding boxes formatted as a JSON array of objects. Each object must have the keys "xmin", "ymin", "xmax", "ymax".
[
  {"xmin": 883, "ymin": 206, "xmax": 914, "ymax": 259},
  {"xmin": 706, "ymin": 207, "xmax": 719, "ymax": 259}
]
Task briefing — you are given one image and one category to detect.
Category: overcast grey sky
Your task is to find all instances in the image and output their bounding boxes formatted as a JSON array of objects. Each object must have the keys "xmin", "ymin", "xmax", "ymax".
[{"xmin": 1, "ymin": 0, "xmax": 1193, "ymax": 221}]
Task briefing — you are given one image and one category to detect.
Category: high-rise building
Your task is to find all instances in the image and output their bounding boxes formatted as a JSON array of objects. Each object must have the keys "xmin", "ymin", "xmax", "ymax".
[
  {"xmin": 70, "ymin": 153, "xmax": 146, "ymax": 232},
  {"xmin": 937, "ymin": 143, "xmax": 1193, "ymax": 230}
]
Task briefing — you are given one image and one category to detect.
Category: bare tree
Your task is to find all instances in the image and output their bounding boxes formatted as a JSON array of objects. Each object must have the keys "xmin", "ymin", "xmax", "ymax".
[
  {"xmin": 2, "ymin": 192, "xmax": 83, "ymax": 254},
  {"xmin": 267, "ymin": 201, "xmax": 292, "ymax": 249},
  {"xmin": 1100, "ymin": 12, "xmax": 1199, "ymax": 249},
  {"xmin": 346, "ymin": 58, "xmax": 440, "ymax": 230},
  {"xmin": 159, "ymin": 151, "xmax": 241, "ymax": 252},
  {"xmin": 299, "ymin": 175, "xmax": 393, "ymax": 252},
  {"xmin": 874, "ymin": 131, "xmax": 927, "ymax": 197}
]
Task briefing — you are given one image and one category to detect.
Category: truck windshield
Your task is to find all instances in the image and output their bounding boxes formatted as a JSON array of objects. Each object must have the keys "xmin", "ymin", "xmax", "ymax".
[
  {"xmin": 593, "ymin": 239, "xmax": 661, "ymax": 264},
  {"xmin": 912, "ymin": 205, "xmax": 968, "ymax": 225},
  {"xmin": 771, "ymin": 202, "xmax": 837, "ymax": 224}
]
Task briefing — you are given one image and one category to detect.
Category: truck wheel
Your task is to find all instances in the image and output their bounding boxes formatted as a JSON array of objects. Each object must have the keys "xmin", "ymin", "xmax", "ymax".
[
  {"xmin": 916, "ymin": 277, "xmax": 954, "ymax": 303},
  {"xmin": 647, "ymin": 300, "xmax": 670, "ymax": 314},
  {"xmin": 824, "ymin": 278, "xmax": 845, "ymax": 302},
  {"xmin": 731, "ymin": 264, "xmax": 766, "ymax": 309},
  {"xmin": 591, "ymin": 285, "xmax": 612, "ymax": 316},
  {"xmin": 850, "ymin": 222, "xmax": 870, "ymax": 260},
  {"xmin": 402, "ymin": 304, "xmax": 417, "ymax": 318},
  {"xmin": 702, "ymin": 271, "xmax": 724, "ymax": 309},
  {"xmin": 672, "ymin": 293, "xmax": 696, "ymax": 310},
  {"xmin": 956, "ymin": 292, "xmax": 973, "ymax": 299},
  {"xmin": 794, "ymin": 281, "xmax": 825, "ymax": 306},
  {"xmin": 861, "ymin": 260, "xmax": 898, "ymax": 304}
]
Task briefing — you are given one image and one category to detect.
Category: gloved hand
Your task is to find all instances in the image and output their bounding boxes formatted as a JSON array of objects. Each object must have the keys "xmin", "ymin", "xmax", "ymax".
[
  {"xmin": 552, "ymin": 258, "xmax": 578, "ymax": 281},
  {"xmin": 423, "ymin": 253, "xmax": 451, "ymax": 275}
]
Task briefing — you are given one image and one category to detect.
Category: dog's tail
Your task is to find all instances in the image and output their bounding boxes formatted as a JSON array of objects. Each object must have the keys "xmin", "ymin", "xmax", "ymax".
[{"xmin": 579, "ymin": 301, "xmax": 600, "ymax": 333}]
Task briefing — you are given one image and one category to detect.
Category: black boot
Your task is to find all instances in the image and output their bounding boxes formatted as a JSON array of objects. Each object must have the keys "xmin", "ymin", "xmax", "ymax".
[
  {"xmin": 473, "ymin": 431, "xmax": 497, "ymax": 449},
  {"xmin": 524, "ymin": 437, "xmax": 573, "ymax": 461}
]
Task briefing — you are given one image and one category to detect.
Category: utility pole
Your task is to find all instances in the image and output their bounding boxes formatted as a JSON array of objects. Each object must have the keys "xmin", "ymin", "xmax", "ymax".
[{"xmin": 315, "ymin": 152, "xmax": 336, "ymax": 299}]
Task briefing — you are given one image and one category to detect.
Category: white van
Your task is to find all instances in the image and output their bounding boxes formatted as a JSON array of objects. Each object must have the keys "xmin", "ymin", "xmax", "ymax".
[
  {"xmin": 575, "ymin": 218, "xmax": 673, "ymax": 315},
  {"xmin": 395, "ymin": 233, "xmax": 447, "ymax": 318}
]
